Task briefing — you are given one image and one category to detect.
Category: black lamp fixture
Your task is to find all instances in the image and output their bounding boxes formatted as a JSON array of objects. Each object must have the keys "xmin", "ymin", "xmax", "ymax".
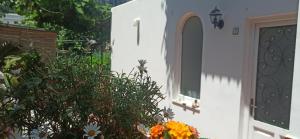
[{"xmin": 209, "ymin": 7, "xmax": 224, "ymax": 29}]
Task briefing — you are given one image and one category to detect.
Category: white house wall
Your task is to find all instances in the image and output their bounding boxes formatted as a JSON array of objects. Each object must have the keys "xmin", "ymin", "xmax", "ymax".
[
  {"xmin": 111, "ymin": 0, "xmax": 299, "ymax": 139},
  {"xmin": 290, "ymin": 1, "xmax": 300, "ymax": 138}
]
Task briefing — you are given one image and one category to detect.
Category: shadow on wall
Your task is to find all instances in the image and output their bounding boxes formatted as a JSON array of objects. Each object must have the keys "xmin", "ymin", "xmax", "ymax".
[
  {"xmin": 160, "ymin": 0, "xmax": 243, "ymax": 99},
  {"xmin": 160, "ymin": 1, "xmax": 247, "ymax": 138}
]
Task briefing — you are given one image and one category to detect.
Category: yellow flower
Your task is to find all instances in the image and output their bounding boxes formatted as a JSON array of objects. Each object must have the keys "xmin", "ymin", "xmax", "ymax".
[
  {"xmin": 150, "ymin": 120, "xmax": 200, "ymax": 139},
  {"xmin": 166, "ymin": 121, "xmax": 193, "ymax": 139}
]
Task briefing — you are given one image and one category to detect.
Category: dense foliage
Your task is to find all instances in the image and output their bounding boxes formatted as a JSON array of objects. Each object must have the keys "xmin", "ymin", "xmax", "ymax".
[
  {"xmin": 0, "ymin": 1, "xmax": 13, "ymax": 18},
  {"xmin": 0, "ymin": 1, "xmax": 165, "ymax": 138},
  {"xmin": 0, "ymin": 41, "xmax": 22, "ymax": 66},
  {"xmin": 0, "ymin": 51, "xmax": 165, "ymax": 139},
  {"xmin": 0, "ymin": 0, "xmax": 111, "ymax": 49},
  {"xmin": 109, "ymin": 60, "xmax": 164, "ymax": 138}
]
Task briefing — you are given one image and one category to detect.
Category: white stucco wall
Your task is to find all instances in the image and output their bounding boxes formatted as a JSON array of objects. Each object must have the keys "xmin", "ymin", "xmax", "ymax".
[
  {"xmin": 111, "ymin": 0, "xmax": 299, "ymax": 139},
  {"xmin": 290, "ymin": 1, "xmax": 300, "ymax": 138}
]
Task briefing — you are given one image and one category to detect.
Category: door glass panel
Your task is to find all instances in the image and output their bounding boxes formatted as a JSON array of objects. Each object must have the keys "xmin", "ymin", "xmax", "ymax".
[{"xmin": 254, "ymin": 25, "xmax": 296, "ymax": 129}]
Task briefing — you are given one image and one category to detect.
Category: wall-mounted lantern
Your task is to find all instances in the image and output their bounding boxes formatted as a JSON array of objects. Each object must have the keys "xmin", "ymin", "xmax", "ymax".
[{"xmin": 209, "ymin": 7, "xmax": 224, "ymax": 29}]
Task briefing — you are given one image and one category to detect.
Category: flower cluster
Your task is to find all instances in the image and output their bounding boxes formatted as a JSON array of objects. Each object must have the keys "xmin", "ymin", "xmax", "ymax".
[
  {"xmin": 150, "ymin": 124, "xmax": 165, "ymax": 139},
  {"xmin": 150, "ymin": 121, "xmax": 199, "ymax": 139}
]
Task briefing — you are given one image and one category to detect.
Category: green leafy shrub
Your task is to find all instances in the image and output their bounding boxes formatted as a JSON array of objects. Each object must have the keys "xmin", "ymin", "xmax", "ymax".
[
  {"xmin": 105, "ymin": 60, "xmax": 164, "ymax": 138},
  {"xmin": 0, "ymin": 52, "xmax": 164, "ymax": 139},
  {"xmin": 0, "ymin": 51, "xmax": 45, "ymax": 138},
  {"xmin": 0, "ymin": 41, "xmax": 23, "ymax": 67}
]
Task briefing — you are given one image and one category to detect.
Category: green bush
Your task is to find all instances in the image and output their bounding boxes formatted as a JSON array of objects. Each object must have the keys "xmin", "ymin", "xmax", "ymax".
[
  {"xmin": 0, "ymin": 52, "xmax": 164, "ymax": 139},
  {"xmin": 106, "ymin": 60, "xmax": 164, "ymax": 138}
]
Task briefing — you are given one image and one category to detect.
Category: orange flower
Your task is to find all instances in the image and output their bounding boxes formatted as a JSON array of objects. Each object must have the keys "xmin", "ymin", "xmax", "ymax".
[
  {"xmin": 189, "ymin": 126, "xmax": 199, "ymax": 139},
  {"xmin": 150, "ymin": 124, "xmax": 165, "ymax": 139}
]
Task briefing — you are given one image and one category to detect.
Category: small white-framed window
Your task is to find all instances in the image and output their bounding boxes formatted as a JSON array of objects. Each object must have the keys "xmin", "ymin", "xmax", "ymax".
[{"xmin": 180, "ymin": 16, "xmax": 203, "ymax": 100}]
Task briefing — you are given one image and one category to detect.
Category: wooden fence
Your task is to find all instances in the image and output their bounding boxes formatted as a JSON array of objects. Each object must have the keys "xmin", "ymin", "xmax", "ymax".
[{"xmin": 0, "ymin": 24, "xmax": 57, "ymax": 61}]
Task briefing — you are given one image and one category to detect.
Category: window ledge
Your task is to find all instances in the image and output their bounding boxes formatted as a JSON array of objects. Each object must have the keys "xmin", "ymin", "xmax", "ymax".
[{"xmin": 172, "ymin": 100, "xmax": 200, "ymax": 114}]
